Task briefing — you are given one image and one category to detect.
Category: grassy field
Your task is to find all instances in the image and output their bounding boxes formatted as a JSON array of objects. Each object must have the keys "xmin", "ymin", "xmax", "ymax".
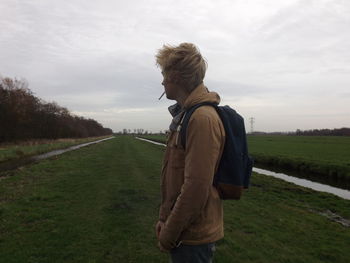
[
  {"xmin": 248, "ymin": 135, "xmax": 350, "ymax": 180},
  {"xmin": 0, "ymin": 136, "xmax": 111, "ymax": 163},
  {"xmin": 0, "ymin": 136, "xmax": 350, "ymax": 262},
  {"xmin": 140, "ymin": 134, "xmax": 350, "ymax": 181}
]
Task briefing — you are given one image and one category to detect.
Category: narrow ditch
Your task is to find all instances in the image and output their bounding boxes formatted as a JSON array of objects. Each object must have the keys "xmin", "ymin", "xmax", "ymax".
[
  {"xmin": 135, "ymin": 137, "xmax": 350, "ymax": 201},
  {"xmin": 136, "ymin": 137, "xmax": 350, "ymax": 227},
  {"xmin": 0, "ymin": 137, "xmax": 114, "ymax": 179}
]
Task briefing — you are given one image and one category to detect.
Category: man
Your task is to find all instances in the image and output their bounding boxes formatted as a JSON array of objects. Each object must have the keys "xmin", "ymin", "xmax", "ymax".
[{"xmin": 155, "ymin": 43, "xmax": 226, "ymax": 263}]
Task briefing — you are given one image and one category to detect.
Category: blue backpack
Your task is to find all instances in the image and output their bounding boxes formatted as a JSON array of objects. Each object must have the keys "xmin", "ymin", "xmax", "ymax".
[{"xmin": 180, "ymin": 102, "xmax": 253, "ymax": 200}]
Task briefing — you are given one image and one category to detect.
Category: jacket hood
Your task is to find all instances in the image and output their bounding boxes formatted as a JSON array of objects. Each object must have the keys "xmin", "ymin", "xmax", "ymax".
[{"xmin": 183, "ymin": 83, "xmax": 221, "ymax": 110}]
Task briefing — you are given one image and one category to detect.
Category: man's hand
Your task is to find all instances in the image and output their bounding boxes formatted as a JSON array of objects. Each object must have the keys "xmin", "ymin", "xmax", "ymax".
[
  {"xmin": 156, "ymin": 221, "xmax": 170, "ymax": 252},
  {"xmin": 158, "ymin": 241, "xmax": 169, "ymax": 253},
  {"xmin": 155, "ymin": 220, "xmax": 165, "ymax": 240}
]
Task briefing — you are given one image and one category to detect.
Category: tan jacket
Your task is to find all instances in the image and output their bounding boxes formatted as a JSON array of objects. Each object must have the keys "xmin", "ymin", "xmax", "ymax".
[{"xmin": 159, "ymin": 84, "xmax": 226, "ymax": 250}]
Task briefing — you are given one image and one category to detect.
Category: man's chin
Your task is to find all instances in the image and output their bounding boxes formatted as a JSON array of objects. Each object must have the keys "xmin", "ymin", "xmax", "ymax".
[{"xmin": 166, "ymin": 94, "xmax": 174, "ymax": 100}]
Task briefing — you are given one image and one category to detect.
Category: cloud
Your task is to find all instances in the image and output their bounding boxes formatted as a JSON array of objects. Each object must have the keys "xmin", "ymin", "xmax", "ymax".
[{"xmin": 0, "ymin": 0, "xmax": 349, "ymax": 132}]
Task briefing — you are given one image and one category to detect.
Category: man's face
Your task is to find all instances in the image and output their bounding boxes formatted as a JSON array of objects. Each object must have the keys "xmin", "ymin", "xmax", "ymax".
[{"xmin": 161, "ymin": 71, "xmax": 178, "ymax": 100}]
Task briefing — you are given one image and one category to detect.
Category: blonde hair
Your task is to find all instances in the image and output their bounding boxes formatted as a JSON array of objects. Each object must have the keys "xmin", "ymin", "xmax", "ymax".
[{"xmin": 155, "ymin": 43, "xmax": 207, "ymax": 91}]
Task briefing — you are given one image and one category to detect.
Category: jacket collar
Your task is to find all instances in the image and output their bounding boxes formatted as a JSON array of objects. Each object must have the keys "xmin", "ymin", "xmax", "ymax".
[
  {"xmin": 183, "ymin": 83, "xmax": 207, "ymax": 109},
  {"xmin": 183, "ymin": 83, "xmax": 220, "ymax": 110}
]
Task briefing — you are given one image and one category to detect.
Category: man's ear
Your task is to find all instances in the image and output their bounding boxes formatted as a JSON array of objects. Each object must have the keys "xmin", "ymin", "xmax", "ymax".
[{"xmin": 170, "ymin": 71, "xmax": 181, "ymax": 84}]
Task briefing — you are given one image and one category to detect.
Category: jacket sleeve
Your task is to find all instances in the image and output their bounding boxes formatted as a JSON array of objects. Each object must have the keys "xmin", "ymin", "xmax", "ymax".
[{"xmin": 159, "ymin": 112, "xmax": 223, "ymax": 249}]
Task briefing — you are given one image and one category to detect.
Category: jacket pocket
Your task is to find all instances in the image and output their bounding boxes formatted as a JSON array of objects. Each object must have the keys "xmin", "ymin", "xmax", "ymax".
[{"xmin": 169, "ymin": 147, "xmax": 185, "ymax": 169}]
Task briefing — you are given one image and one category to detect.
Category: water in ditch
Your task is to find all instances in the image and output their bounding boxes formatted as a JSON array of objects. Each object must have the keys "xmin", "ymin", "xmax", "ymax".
[{"xmin": 136, "ymin": 137, "xmax": 350, "ymax": 200}]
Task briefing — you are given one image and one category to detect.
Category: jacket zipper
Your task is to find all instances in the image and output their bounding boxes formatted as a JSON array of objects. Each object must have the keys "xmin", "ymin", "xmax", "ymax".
[{"xmin": 175, "ymin": 112, "xmax": 186, "ymax": 147}]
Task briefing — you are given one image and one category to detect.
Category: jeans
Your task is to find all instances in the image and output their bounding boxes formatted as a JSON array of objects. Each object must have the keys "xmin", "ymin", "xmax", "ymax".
[{"xmin": 170, "ymin": 243, "xmax": 216, "ymax": 263}]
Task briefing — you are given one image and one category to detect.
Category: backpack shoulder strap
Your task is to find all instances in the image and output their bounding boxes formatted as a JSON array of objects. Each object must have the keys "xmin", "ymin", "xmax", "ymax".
[{"xmin": 180, "ymin": 102, "xmax": 217, "ymax": 149}]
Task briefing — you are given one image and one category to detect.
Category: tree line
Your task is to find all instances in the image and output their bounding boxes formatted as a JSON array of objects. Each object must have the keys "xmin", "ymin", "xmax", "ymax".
[
  {"xmin": 251, "ymin": 128, "xmax": 350, "ymax": 136},
  {"xmin": 114, "ymin": 129, "xmax": 167, "ymax": 135},
  {"xmin": 0, "ymin": 77, "xmax": 112, "ymax": 143},
  {"xmin": 295, "ymin": 128, "xmax": 350, "ymax": 136}
]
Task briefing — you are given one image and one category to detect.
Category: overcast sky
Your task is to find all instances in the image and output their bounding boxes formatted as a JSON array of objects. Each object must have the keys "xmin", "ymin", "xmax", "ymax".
[{"xmin": 1, "ymin": 0, "xmax": 349, "ymax": 132}]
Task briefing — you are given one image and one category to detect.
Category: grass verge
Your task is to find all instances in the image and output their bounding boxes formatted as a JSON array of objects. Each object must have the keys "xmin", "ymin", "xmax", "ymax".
[
  {"xmin": 0, "ymin": 136, "xmax": 112, "ymax": 163},
  {"xmin": 0, "ymin": 136, "xmax": 349, "ymax": 262}
]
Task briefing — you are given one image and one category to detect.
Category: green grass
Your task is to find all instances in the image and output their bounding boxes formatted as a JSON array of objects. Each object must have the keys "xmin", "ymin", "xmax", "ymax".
[
  {"xmin": 247, "ymin": 135, "xmax": 350, "ymax": 180},
  {"xmin": 141, "ymin": 135, "xmax": 350, "ymax": 181},
  {"xmin": 0, "ymin": 136, "xmax": 350, "ymax": 262},
  {"xmin": 0, "ymin": 136, "xmax": 111, "ymax": 163}
]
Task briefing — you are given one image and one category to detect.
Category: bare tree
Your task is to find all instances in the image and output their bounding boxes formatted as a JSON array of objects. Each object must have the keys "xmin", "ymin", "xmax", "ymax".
[{"xmin": 0, "ymin": 76, "xmax": 113, "ymax": 142}]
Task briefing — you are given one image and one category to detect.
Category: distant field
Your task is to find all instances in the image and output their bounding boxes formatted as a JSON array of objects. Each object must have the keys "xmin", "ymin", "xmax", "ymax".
[
  {"xmin": 1, "ymin": 136, "xmax": 349, "ymax": 262},
  {"xmin": 140, "ymin": 135, "xmax": 350, "ymax": 180},
  {"xmin": 0, "ymin": 136, "xmax": 111, "ymax": 163},
  {"xmin": 248, "ymin": 135, "xmax": 350, "ymax": 180}
]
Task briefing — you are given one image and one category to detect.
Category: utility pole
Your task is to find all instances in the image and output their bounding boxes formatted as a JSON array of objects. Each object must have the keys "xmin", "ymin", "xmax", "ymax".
[{"xmin": 249, "ymin": 117, "xmax": 255, "ymax": 134}]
